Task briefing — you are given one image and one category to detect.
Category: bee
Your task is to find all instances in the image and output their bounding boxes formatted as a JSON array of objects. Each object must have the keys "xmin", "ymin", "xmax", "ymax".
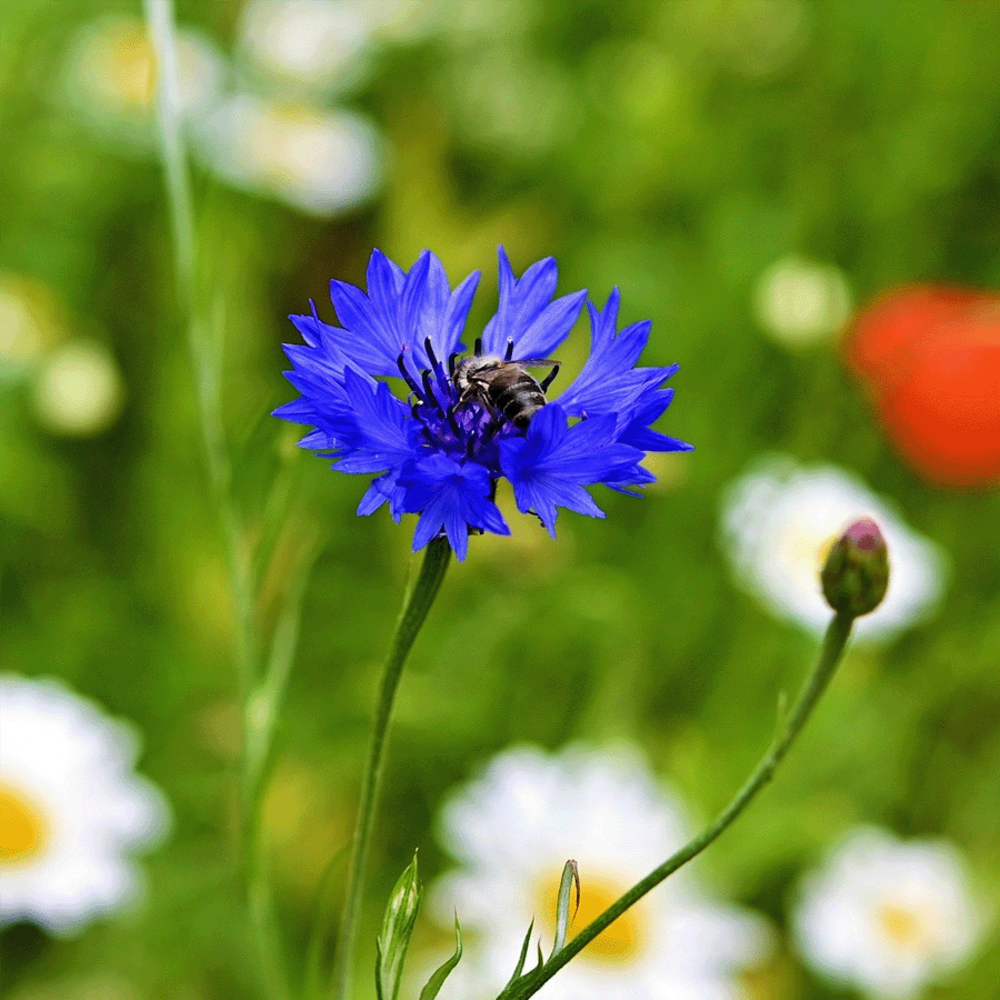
[{"xmin": 452, "ymin": 342, "xmax": 560, "ymax": 430}]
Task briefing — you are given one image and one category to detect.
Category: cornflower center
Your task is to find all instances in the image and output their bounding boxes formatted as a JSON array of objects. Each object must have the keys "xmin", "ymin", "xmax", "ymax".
[
  {"xmin": 539, "ymin": 869, "xmax": 646, "ymax": 964},
  {"xmin": 395, "ymin": 337, "xmax": 514, "ymax": 461},
  {"xmin": 0, "ymin": 781, "xmax": 50, "ymax": 864}
]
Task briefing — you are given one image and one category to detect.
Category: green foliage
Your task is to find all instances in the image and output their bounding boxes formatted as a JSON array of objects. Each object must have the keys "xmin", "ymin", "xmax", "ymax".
[
  {"xmin": 416, "ymin": 915, "xmax": 462, "ymax": 1000},
  {"xmin": 504, "ymin": 920, "xmax": 542, "ymax": 989},
  {"xmin": 550, "ymin": 860, "xmax": 578, "ymax": 957},
  {"xmin": 375, "ymin": 855, "xmax": 421, "ymax": 1000},
  {"xmin": 2, "ymin": 1, "xmax": 999, "ymax": 998}
]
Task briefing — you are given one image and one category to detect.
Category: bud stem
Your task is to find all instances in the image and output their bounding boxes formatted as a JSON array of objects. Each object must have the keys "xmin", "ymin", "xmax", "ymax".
[{"xmin": 498, "ymin": 610, "xmax": 856, "ymax": 1000}]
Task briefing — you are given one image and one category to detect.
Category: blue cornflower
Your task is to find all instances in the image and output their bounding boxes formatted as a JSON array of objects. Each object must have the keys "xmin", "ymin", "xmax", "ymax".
[{"xmin": 274, "ymin": 247, "xmax": 692, "ymax": 560}]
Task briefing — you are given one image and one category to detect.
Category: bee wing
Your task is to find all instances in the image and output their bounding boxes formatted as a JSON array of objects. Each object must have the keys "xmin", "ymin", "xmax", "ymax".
[
  {"xmin": 470, "ymin": 366, "xmax": 518, "ymax": 385},
  {"xmin": 515, "ymin": 358, "xmax": 560, "ymax": 368}
]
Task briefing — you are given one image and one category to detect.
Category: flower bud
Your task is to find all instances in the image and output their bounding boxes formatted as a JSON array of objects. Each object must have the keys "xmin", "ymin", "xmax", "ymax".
[{"xmin": 821, "ymin": 518, "xmax": 890, "ymax": 617}]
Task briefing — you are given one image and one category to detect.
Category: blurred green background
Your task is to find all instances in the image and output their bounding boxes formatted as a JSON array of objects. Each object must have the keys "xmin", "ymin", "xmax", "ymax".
[{"xmin": 2, "ymin": 1, "xmax": 999, "ymax": 998}]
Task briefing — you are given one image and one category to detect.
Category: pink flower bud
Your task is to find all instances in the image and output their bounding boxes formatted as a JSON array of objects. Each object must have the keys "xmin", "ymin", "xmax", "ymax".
[{"xmin": 821, "ymin": 518, "xmax": 890, "ymax": 617}]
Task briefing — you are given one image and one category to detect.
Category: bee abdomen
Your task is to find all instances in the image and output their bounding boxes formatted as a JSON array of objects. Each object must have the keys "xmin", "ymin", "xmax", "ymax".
[{"xmin": 495, "ymin": 375, "xmax": 546, "ymax": 429}]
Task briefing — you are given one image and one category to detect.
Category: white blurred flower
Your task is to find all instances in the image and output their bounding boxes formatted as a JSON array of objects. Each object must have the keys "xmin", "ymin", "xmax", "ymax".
[
  {"xmin": 719, "ymin": 456, "xmax": 946, "ymax": 640},
  {"xmin": 238, "ymin": 0, "xmax": 371, "ymax": 93},
  {"xmin": 753, "ymin": 256, "xmax": 852, "ymax": 348},
  {"xmin": 61, "ymin": 15, "xmax": 225, "ymax": 146},
  {"xmin": 31, "ymin": 340, "xmax": 125, "ymax": 437},
  {"xmin": 238, "ymin": 0, "xmax": 437, "ymax": 93},
  {"xmin": 425, "ymin": 744, "xmax": 771, "ymax": 1000},
  {"xmin": 0, "ymin": 675, "xmax": 170, "ymax": 935},
  {"xmin": 192, "ymin": 95, "xmax": 383, "ymax": 216},
  {"xmin": 792, "ymin": 827, "xmax": 984, "ymax": 998}
]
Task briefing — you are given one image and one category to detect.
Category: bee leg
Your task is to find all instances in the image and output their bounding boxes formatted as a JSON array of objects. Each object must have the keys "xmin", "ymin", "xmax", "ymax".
[
  {"xmin": 479, "ymin": 413, "xmax": 507, "ymax": 445},
  {"xmin": 540, "ymin": 364, "xmax": 560, "ymax": 391}
]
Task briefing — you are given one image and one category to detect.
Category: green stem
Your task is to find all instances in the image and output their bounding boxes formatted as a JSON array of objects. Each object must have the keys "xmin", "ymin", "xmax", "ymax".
[
  {"xmin": 142, "ymin": 0, "xmax": 193, "ymax": 302},
  {"xmin": 499, "ymin": 610, "xmax": 855, "ymax": 1000},
  {"xmin": 332, "ymin": 537, "xmax": 453, "ymax": 1000},
  {"xmin": 144, "ymin": 4, "xmax": 285, "ymax": 997},
  {"xmin": 143, "ymin": 1, "xmax": 258, "ymax": 696}
]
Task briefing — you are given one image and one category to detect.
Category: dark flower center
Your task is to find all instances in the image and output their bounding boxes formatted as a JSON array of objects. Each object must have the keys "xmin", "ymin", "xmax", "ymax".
[{"xmin": 395, "ymin": 337, "xmax": 521, "ymax": 467}]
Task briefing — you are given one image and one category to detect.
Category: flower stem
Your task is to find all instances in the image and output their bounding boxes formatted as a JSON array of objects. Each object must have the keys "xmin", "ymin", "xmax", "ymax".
[
  {"xmin": 499, "ymin": 610, "xmax": 856, "ymax": 1000},
  {"xmin": 331, "ymin": 537, "xmax": 453, "ymax": 1000},
  {"xmin": 144, "ymin": 5, "xmax": 292, "ymax": 997}
]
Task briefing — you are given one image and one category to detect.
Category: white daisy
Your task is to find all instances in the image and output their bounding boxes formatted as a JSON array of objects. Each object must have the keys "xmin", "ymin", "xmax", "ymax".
[
  {"xmin": 237, "ymin": 0, "xmax": 372, "ymax": 94},
  {"xmin": 60, "ymin": 15, "xmax": 225, "ymax": 149},
  {"xmin": 719, "ymin": 455, "xmax": 946, "ymax": 640},
  {"xmin": 426, "ymin": 744, "xmax": 771, "ymax": 1000},
  {"xmin": 191, "ymin": 95, "xmax": 383, "ymax": 217},
  {"xmin": 0, "ymin": 675, "xmax": 170, "ymax": 935},
  {"xmin": 792, "ymin": 826, "xmax": 984, "ymax": 998}
]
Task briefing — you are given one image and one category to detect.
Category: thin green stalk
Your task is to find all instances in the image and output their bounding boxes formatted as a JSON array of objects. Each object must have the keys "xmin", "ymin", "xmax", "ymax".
[
  {"xmin": 142, "ymin": 0, "xmax": 193, "ymax": 301},
  {"xmin": 332, "ymin": 537, "xmax": 453, "ymax": 1000},
  {"xmin": 144, "ymin": 4, "xmax": 291, "ymax": 998},
  {"xmin": 499, "ymin": 610, "xmax": 856, "ymax": 1000},
  {"xmin": 143, "ymin": 2, "xmax": 257, "ymax": 699}
]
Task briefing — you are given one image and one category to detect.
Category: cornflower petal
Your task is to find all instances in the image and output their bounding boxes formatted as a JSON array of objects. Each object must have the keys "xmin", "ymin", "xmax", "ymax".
[
  {"xmin": 328, "ymin": 367, "xmax": 412, "ymax": 473},
  {"xmin": 400, "ymin": 455, "xmax": 510, "ymax": 561},
  {"xmin": 416, "ymin": 253, "xmax": 481, "ymax": 363},
  {"xmin": 289, "ymin": 303, "xmax": 346, "ymax": 354},
  {"xmin": 327, "ymin": 250, "xmax": 475, "ymax": 376},
  {"xmin": 481, "ymin": 247, "xmax": 586, "ymax": 359},
  {"xmin": 606, "ymin": 463, "xmax": 659, "ymax": 497},
  {"xmin": 358, "ymin": 471, "xmax": 405, "ymax": 520},
  {"xmin": 274, "ymin": 247, "xmax": 690, "ymax": 558},
  {"xmin": 618, "ymin": 389, "xmax": 695, "ymax": 453},
  {"xmin": 557, "ymin": 291, "xmax": 680, "ymax": 416},
  {"xmin": 500, "ymin": 405, "xmax": 644, "ymax": 536}
]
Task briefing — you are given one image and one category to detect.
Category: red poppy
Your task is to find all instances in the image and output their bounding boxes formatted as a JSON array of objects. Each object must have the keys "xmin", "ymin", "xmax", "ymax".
[{"xmin": 846, "ymin": 286, "xmax": 1000, "ymax": 488}]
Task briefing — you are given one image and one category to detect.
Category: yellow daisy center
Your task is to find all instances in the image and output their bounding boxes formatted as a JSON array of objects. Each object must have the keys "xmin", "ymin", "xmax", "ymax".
[
  {"xmin": 0, "ymin": 781, "xmax": 50, "ymax": 863},
  {"xmin": 817, "ymin": 533, "xmax": 838, "ymax": 565},
  {"xmin": 877, "ymin": 903, "xmax": 928, "ymax": 951},
  {"xmin": 110, "ymin": 31, "xmax": 157, "ymax": 108},
  {"xmin": 540, "ymin": 870, "xmax": 645, "ymax": 964},
  {"xmin": 787, "ymin": 527, "xmax": 838, "ymax": 572}
]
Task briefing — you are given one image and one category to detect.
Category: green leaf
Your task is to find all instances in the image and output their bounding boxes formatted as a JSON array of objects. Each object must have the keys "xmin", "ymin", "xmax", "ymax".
[
  {"xmin": 418, "ymin": 913, "xmax": 463, "ymax": 1000},
  {"xmin": 375, "ymin": 853, "xmax": 421, "ymax": 1000},
  {"xmin": 503, "ymin": 919, "xmax": 535, "ymax": 988},
  {"xmin": 551, "ymin": 859, "xmax": 579, "ymax": 956}
]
